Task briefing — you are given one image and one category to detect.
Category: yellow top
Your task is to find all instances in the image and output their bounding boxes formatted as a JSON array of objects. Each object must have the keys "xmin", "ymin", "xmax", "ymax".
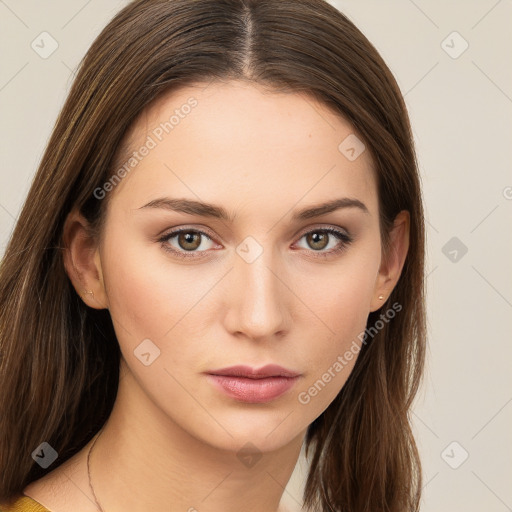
[{"xmin": 0, "ymin": 496, "xmax": 50, "ymax": 512}]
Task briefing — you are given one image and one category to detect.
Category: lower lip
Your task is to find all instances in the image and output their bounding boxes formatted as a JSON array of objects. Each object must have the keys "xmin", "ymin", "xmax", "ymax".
[{"xmin": 205, "ymin": 374, "xmax": 299, "ymax": 403}]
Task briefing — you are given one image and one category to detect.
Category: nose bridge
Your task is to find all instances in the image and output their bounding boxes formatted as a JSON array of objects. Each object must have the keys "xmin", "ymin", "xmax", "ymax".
[{"xmin": 227, "ymin": 238, "xmax": 287, "ymax": 338}]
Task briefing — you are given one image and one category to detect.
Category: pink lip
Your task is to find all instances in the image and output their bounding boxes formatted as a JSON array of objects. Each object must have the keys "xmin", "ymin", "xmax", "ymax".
[
  {"xmin": 207, "ymin": 364, "xmax": 300, "ymax": 379},
  {"xmin": 205, "ymin": 364, "xmax": 301, "ymax": 403}
]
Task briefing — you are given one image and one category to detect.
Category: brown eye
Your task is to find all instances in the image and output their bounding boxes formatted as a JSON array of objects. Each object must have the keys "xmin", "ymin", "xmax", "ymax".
[
  {"xmin": 158, "ymin": 228, "xmax": 217, "ymax": 259},
  {"xmin": 305, "ymin": 231, "xmax": 329, "ymax": 251},
  {"xmin": 295, "ymin": 227, "xmax": 353, "ymax": 257},
  {"xmin": 177, "ymin": 231, "xmax": 202, "ymax": 251}
]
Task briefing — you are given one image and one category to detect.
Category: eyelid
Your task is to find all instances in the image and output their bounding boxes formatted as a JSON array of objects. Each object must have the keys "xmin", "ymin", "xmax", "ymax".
[
  {"xmin": 157, "ymin": 224, "xmax": 217, "ymax": 240},
  {"xmin": 294, "ymin": 223, "xmax": 350, "ymax": 239}
]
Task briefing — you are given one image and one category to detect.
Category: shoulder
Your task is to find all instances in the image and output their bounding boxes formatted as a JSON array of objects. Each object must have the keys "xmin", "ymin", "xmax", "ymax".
[
  {"xmin": 0, "ymin": 495, "xmax": 51, "ymax": 512},
  {"xmin": 10, "ymin": 445, "xmax": 99, "ymax": 512}
]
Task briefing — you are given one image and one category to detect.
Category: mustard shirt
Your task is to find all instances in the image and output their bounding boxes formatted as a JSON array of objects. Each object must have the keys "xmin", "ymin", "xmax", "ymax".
[{"xmin": 0, "ymin": 495, "xmax": 50, "ymax": 512}]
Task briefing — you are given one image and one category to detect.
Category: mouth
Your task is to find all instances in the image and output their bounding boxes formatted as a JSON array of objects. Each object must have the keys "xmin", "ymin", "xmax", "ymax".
[
  {"xmin": 205, "ymin": 364, "xmax": 301, "ymax": 403},
  {"xmin": 207, "ymin": 364, "xmax": 301, "ymax": 379}
]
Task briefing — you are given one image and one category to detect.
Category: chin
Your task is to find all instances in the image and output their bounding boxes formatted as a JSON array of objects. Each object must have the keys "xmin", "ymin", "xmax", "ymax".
[{"xmin": 188, "ymin": 410, "xmax": 306, "ymax": 454}]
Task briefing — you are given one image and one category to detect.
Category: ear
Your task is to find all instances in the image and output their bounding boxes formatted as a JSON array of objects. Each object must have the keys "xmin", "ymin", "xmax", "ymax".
[
  {"xmin": 370, "ymin": 210, "xmax": 410, "ymax": 312},
  {"xmin": 62, "ymin": 209, "xmax": 109, "ymax": 309}
]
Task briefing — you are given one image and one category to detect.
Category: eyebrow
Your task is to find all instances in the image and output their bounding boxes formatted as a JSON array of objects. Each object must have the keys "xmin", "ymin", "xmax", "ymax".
[{"xmin": 137, "ymin": 196, "xmax": 369, "ymax": 221}]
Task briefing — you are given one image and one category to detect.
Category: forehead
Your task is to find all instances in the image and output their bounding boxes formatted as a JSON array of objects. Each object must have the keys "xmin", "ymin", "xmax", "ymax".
[{"xmin": 107, "ymin": 80, "xmax": 378, "ymax": 217}]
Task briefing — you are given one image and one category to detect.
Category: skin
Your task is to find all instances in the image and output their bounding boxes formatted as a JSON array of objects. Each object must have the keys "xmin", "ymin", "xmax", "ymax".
[{"xmin": 23, "ymin": 80, "xmax": 409, "ymax": 512}]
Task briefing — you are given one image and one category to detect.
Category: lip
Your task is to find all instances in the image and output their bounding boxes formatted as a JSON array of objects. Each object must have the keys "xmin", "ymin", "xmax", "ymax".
[
  {"xmin": 207, "ymin": 364, "xmax": 301, "ymax": 379},
  {"xmin": 205, "ymin": 365, "xmax": 301, "ymax": 403}
]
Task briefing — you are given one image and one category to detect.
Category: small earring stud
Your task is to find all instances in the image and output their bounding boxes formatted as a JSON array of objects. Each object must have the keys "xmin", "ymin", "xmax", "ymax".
[
  {"xmin": 81, "ymin": 289, "xmax": 94, "ymax": 300},
  {"xmin": 378, "ymin": 294, "xmax": 384, "ymax": 300}
]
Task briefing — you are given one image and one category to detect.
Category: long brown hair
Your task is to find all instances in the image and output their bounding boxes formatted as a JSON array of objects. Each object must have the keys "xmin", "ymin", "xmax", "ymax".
[{"xmin": 0, "ymin": 1, "xmax": 426, "ymax": 510}]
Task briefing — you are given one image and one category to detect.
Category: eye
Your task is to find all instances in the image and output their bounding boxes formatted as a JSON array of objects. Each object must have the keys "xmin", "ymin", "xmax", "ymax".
[
  {"xmin": 294, "ymin": 227, "xmax": 353, "ymax": 257},
  {"xmin": 158, "ymin": 226, "xmax": 353, "ymax": 260},
  {"xmin": 158, "ymin": 228, "xmax": 218, "ymax": 259}
]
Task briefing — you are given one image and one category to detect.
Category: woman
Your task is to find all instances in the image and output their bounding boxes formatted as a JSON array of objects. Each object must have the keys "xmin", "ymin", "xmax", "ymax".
[{"xmin": 0, "ymin": 0, "xmax": 426, "ymax": 511}]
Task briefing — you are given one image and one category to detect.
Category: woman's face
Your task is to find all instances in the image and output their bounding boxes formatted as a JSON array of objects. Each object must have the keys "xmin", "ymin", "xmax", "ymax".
[{"xmin": 91, "ymin": 80, "xmax": 388, "ymax": 453}]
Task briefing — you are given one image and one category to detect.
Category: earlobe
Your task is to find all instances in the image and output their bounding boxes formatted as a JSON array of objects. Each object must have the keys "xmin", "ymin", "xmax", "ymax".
[
  {"xmin": 62, "ymin": 210, "xmax": 109, "ymax": 310},
  {"xmin": 370, "ymin": 210, "xmax": 410, "ymax": 312}
]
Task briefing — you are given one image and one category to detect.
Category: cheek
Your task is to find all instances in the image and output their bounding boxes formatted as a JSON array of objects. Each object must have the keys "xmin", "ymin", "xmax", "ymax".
[
  {"xmin": 293, "ymin": 248, "xmax": 380, "ymax": 415},
  {"xmin": 100, "ymin": 236, "xmax": 227, "ymax": 381},
  {"xmin": 100, "ymin": 240, "xmax": 216, "ymax": 402},
  {"xmin": 299, "ymin": 243, "xmax": 380, "ymax": 333},
  {"xmin": 102, "ymin": 250, "xmax": 168, "ymax": 338},
  {"xmin": 294, "ymin": 293, "xmax": 365, "ymax": 421}
]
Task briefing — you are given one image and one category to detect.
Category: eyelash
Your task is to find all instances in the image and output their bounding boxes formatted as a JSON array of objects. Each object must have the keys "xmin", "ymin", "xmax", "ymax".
[{"xmin": 157, "ymin": 226, "xmax": 353, "ymax": 260}]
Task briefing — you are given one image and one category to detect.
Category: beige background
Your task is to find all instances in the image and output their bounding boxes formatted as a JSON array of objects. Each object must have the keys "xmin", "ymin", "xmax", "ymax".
[{"xmin": 1, "ymin": 1, "xmax": 511, "ymax": 511}]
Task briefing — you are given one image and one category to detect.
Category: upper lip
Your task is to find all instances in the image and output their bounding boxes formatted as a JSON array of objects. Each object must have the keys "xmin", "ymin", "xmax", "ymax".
[{"xmin": 206, "ymin": 364, "xmax": 300, "ymax": 379}]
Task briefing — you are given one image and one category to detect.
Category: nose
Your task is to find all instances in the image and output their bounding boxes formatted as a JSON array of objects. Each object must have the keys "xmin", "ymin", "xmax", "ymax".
[{"xmin": 222, "ymin": 246, "xmax": 290, "ymax": 342}]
